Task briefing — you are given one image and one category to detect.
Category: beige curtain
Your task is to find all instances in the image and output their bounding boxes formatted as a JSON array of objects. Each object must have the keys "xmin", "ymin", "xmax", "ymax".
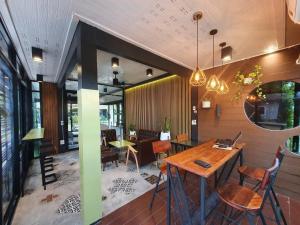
[{"xmin": 125, "ymin": 75, "xmax": 191, "ymax": 138}]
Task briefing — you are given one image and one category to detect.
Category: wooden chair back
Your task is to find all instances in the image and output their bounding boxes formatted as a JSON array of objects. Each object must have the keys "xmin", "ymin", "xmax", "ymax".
[
  {"xmin": 176, "ymin": 133, "xmax": 188, "ymax": 142},
  {"xmin": 260, "ymin": 158, "xmax": 280, "ymax": 190},
  {"xmin": 152, "ymin": 140, "xmax": 171, "ymax": 154},
  {"xmin": 274, "ymin": 145, "xmax": 285, "ymax": 164}
]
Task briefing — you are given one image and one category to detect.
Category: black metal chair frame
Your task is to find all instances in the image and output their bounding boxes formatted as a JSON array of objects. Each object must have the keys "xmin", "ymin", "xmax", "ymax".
[
  {"xmin": 216, "ymin": 158, "xmax": 281, "ymax": 225},
  {"xmin": 239, "ymin": 150, "xmax": 287, "ymax": 225}
]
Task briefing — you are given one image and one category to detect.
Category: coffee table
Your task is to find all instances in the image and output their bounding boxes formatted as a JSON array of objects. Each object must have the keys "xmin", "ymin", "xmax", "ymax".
[
  {"xmin": 109, "ymin": 140, "xmax": 135, "ymax": 148},
  {"xmin": 109, "ymin": 140, "xmax": 139, "ymax": 173}
]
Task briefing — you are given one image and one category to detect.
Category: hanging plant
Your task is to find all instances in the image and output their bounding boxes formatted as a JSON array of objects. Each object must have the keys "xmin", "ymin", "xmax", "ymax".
[{"xmin": 232, "ymin": 65, "xmax": 266, "ymax": 101}]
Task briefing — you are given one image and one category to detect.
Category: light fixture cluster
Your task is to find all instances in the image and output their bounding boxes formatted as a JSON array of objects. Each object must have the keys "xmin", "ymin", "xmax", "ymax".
[
  {"xmin": 111, "ymin": 56, "xmax": 153, "ymax": 78},
  {"xmin": 189, "ymin": 12, "xmax": 230, "ymax": 95}
]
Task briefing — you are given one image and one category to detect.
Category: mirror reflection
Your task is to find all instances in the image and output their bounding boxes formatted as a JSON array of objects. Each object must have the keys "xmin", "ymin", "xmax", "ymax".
[
  {"xmin": 244, "ymin": 80, "xmax": 300, "ymax": 130},
  {"xmin": 285, "ymin": 135, "xmax": 300, "ymax": 156}
]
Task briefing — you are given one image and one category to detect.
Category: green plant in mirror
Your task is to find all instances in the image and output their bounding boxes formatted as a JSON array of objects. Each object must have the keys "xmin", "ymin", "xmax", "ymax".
[
  {"xmin": 162, "ymin": 117, "xmax": 171, "ymax": 132},
  {"xmin": 232, "ymin": 65, "xmax": 265, "ymax": 101}
]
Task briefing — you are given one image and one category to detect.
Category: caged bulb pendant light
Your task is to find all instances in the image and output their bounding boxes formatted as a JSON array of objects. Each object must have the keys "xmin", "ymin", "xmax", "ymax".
[
  {"xmin": 206, "ymin": 29, "xmax": 220, "ymax": 92},
  {"xmin": 189, "ymin": 11, "xmax": 206, "ymax": 86},
  {"xmin": 217, "ymin": 42, "xmax": 230, "ymax": 94}
]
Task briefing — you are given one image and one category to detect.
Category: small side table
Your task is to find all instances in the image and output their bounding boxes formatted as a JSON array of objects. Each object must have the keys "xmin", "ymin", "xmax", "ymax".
[{"xmin": 109, "ymin": 140, "xmax": 139, "ymax": 173}]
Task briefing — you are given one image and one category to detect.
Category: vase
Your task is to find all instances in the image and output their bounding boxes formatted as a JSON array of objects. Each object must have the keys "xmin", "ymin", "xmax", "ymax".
[
  {"xmin": 160, "ymin": 131, "xmax": 171, "ymax": 141},
  {"xmin": 243, "ymin": 77, "xmax": 253, "ymax": 85},
  {"xmin": 129, "ymin": 130, "xmax": 136, "ymax": 136}
]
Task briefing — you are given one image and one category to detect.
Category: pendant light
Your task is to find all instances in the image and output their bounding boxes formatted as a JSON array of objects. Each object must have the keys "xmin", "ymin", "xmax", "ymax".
[
  {"xmin": 189, "ymin": 11, "xmax": 206, "ymax": 87},
  {"xmin": 206, "ymin": 29, "xmax": 220, "ymax": 91},
  {"xmin": 217, "ymin": 42, "xmax": 229, "ymax": 94}
]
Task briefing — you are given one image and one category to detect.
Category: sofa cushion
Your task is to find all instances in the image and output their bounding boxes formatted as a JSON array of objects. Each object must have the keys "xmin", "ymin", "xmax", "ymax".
[
  {"xmin": 137, "ymin": 129, "xmax": 160, "ymax": 140},
  {"xmin": 101, "ymin": 129, "xmax": 117, "ymax": 145}
]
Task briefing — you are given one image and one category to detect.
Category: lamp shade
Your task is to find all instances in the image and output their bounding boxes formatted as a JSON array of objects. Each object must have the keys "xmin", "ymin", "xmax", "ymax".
[
  {"xmin": 221, "ymin": 46, "xmax": 232, "ymax": 62},
  {"xmin": 111, "ymin": 57, "xmax": 119, "ymax": 68},
  {"xmin": 206, "ymin": 75, "xmax": 220, "ymax": 91},
  {"xmin": 217, "ymin": 80, "xmax": 229, "ymax": 94},
  {"xmin": 32, "ymin": 47, "xmax": 43, "ymax": 62},
  {"xmin": 189, "ymin": 67, "xmax": 206, "ymax": 86},
  {"xmin": 146, "ymin": 68, "xmax": 153, "ymax": 77},
  {"xmin": 36, "ymin": 74, "xmax": 43, "ymax": 82}
]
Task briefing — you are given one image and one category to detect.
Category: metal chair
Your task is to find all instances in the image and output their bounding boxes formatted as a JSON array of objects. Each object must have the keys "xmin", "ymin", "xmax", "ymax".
[
  {"xmin": 149, "ymin": 141, "xmax": 188, "ymax": 209},
  {"xmin": 238, "ymin": 146, "xmax": 287, "ymax": 225},
  {"xmin": 175, "ymin": 133, "xmax": 189, "ymax": 152},
  {"xmin": 217, "ymin": 158, "xmax": 281, "ymax": 225},
  {"xmin": 152, "ymin": 140, "xmax": 171, "ymax": 168}
]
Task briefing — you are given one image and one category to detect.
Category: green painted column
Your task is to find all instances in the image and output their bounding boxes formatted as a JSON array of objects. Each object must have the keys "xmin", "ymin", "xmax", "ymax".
[{"xmin": 78, "ymin": 88, "xmax": 101, "ymax": 224}]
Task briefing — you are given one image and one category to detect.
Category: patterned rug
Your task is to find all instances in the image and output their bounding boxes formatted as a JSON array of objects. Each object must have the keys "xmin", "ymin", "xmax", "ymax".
[{"xmin": 12, "ymin": 151, "xmax": 161, "ymax": 225}]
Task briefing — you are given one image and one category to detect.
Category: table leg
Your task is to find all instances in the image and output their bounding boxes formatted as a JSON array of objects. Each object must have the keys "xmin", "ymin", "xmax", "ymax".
[
  {"xmin": 239, "ymin": 150, "xmax": 244, "ymax": 185},
  {"xmin": 167, "ymin": 164, "xmax": 171, "ymax": 225},
  {"xmin": 200, "ymin": 176, "xmax": 206, "ymax": 225}
]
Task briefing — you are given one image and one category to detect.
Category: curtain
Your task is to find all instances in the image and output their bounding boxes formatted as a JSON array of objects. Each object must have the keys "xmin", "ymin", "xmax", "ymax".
[{"xmin": 125, "ymin": 75, "xmax": 191, "ymax": 138}]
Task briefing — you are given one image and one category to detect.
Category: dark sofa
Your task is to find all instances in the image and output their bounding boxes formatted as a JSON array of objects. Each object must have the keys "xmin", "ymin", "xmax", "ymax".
[{"xmin": 130, "ymin": 129, "xmax": 160, "ymax": 166}]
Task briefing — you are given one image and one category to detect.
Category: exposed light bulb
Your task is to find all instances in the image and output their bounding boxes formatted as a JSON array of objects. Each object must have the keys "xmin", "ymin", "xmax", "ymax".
[
  {"xmin": 189, "ymin": 68, "xmax": 206, "ymax": 86},
  {"xmin": 195, "ymin": 72, "xmax": 200, "ymax": 81},
  {"xmin": 217, "ymin": 80, "xmax": 229, "ymax": 94},
  {"xmin": 206, "ymin": 75, "xmax": 220, "ymax": 92}
]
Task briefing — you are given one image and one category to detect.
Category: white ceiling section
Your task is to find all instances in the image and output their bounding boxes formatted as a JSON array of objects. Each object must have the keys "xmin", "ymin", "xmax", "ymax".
[
  {"xmin": 66, "ymin": 50, "xmax": 166, "ymax": 85},
  {"xmin": 96, "ymin": 50, "xmax": 166, "ymax": 85},
  {"xmin": 1, "ymin": 0, "xmax": 286, "ymax": 83}
]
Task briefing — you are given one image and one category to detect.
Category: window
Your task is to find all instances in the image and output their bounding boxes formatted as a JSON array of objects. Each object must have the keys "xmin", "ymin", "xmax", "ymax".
[
  {"xmin": 0, "ymin": 61, "xmax": 14, "ymax": 221},
  {"xmin": 31, "ymin": 82, "xmax": 41, "ymax": 128}
]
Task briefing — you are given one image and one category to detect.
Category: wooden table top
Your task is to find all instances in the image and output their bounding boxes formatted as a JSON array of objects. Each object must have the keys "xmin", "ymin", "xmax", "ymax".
[
  {"xmin": 109, "ymin": 140, "xmax": 135, "ymax": 148},
  {"xmin": 165, "ymin": 140, "xmax": 245, "ymax": 178},
  {"xmin": 22, "ymin": 128, "xmax": 44, "ymax": 141}
]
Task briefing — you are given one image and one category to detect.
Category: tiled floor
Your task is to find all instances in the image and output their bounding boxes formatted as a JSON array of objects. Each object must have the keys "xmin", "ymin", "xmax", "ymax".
[{"xmin": 100, "ymin": 173, "xmax": 300, "ymax": 225}]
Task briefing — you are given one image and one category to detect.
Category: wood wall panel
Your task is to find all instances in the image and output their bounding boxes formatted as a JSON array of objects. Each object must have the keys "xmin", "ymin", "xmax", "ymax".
[
  {"xmin": 198, "ymin": 45, "xmax": 300, "ymax": 200},
  {"xmin": 41, "ymin": 82, "xmax": 59, "ymax": 154}
]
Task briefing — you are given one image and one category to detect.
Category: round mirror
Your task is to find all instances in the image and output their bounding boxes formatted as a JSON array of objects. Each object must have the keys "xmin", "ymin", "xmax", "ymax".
[
  {"xmin": 285, "ymin": 135, "xmax": 300, "ymax": 156},
  {"xmin": 244, "ymin": 80, "xmax": 300, "ymax": 130}
]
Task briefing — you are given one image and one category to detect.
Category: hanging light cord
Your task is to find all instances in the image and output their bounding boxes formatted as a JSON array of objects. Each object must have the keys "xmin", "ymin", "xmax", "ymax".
[
  {"xmin": 196, "ymin": 18, "xmax": 199, "ymax": 68},
  {"xmin": 212, "ymin": 33, "xmax": 215, "ymax": 69}
]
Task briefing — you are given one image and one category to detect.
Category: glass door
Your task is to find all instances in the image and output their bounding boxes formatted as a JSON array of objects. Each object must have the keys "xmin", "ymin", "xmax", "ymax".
[{"xmin": 67, "ymin": 103, "xmax": 78, "ymax": 150}]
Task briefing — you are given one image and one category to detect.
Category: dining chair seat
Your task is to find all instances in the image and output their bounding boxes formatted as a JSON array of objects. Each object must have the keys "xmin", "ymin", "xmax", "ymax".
[
  {"xmin": 218, "ymin": 183, "xmax": 263, "ymax": 212},
  {"xmin": 238, "ymin": 166, "xmax": 265, "ymax": 182}
]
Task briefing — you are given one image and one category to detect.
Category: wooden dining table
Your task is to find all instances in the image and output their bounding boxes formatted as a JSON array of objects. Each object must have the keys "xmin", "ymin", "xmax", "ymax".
[{"xmin": 164, "ymin": 139, "xmax": 245, "ymax": 225}]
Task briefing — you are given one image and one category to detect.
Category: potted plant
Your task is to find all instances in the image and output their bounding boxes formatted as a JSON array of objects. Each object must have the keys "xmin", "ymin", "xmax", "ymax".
[
  {"xmin": 160, "ymin": 117, "xmax": 171, "ymax": 140},
  {"xmin": 128, "ymin": 123, "xmax": 136, "ymax": 136},
  {"xmin": 232, "ymin": 65, "xmax": 265, "ymax": 101}
]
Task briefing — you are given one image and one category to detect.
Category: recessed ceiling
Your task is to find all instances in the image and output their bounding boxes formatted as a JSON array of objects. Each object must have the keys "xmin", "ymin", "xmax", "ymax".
[
  {"xmin": 1, "ymin": 0, "xmax": 286, "ymax": 82},
  {"xmin": 67, "ymin": 49, "xmax": 167, "ymax": 85}
]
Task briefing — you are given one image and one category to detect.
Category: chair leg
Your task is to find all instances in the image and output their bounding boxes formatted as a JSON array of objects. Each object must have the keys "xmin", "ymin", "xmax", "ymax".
[
  {"xmin": 125, "ymin": 148, "xmax": 130, "ymax": 166},
  {"xmin": 246, "ymin": 213, "xmax": 256, "ymax": 225},
  {"xmin": 269, "ymin": 194, "xmax": 283, "ymax": 225},
  {"xmin": 183, "ymin": 171, "xmax": 187, "ymax": 182},
  {"xmin": 149, "ymin": 172, "xmax": 162, "ymax": 209},
  {"xmin": 115, "ymin": 160, "xmax": 118, "ymax": 167},
  {"xmin": 239, "ymin": 174, "xmax": 244, "ymax": 185},
  {"xmin": 132, "ymin": 152, "xmax": 140, "ymax": 174},
  {"xmin": 259, "ymin": 211, "xmax": 267, "ymax": 225},
  {"xmin": 271, "ymin": 187, "xmax": 288, "ymax": 225}
]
